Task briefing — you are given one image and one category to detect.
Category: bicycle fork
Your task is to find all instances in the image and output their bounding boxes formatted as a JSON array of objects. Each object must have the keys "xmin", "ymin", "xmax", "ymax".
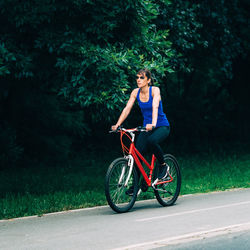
[{"xmin": 118, "ymin": 155, "xmax": 134, "ymax": 187}]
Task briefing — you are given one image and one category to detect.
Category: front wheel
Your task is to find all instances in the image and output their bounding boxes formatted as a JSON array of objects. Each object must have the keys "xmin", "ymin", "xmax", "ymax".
[
  {"xmin": 105, "ymin": 157, "xmax": 138, "ymax": 213},
  {"xmin": 154, "ymin": 154, "xmax": 181, "ymax": 206}
]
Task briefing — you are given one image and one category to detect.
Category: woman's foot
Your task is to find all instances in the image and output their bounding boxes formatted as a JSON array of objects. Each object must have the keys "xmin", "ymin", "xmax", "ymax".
[
  {"xmin": 125, "ymin": 186, "xmax": 134, "ymax": 196},
  {"xmin": 158, "ymin": 163, "xmax": 169, "ymax": 179},
  {"xmin": 126, "ymin": 182, "xmax": 147, "ymax": 195}
]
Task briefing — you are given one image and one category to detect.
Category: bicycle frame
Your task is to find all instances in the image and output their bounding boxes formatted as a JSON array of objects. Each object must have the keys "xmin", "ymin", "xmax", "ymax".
[
  {"xmin": 119, "ymin": 128, "xmax": 173, "ymax": 187},
  {"xmin": 129, "ymin": 143, "xmax": 155, "ymax": 186}
]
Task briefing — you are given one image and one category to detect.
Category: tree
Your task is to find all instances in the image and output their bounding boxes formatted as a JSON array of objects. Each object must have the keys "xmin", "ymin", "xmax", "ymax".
[
  {"xmin": 154, "ymin": 0, "xmax": 250, "ymax": 143},
  {"xmin": 0, "ymin": 0, "xmax": 175, "ymax": 166}
]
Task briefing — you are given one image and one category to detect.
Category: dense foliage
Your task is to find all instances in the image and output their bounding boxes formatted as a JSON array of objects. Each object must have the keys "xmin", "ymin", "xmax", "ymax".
[
  {"xmin": 152, "ymin": 0, "xmax": 250, "ymax": 144},
  {"xmin": 0, "ymin": 0, "xmax": 249, "ymax": 168}
]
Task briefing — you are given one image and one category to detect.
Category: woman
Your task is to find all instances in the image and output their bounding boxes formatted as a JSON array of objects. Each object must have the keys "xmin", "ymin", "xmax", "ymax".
[{"xmin": 112, "ymin": 69, "xmax": 170, "ymax": 183}]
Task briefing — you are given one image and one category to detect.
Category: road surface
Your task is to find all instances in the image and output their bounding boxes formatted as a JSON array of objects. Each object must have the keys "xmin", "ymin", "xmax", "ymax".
[{"xmin": 0, "ymin": 188, "xmax": 250, "ymax": 249}]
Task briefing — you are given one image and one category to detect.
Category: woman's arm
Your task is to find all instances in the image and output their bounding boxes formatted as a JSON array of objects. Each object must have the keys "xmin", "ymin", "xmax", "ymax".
[
  {"xmin": 146, "ymin": 87, "xmax": 160, "ymax": 131},
  {"xmin": 112, "ymin": 89, "xmax": 138, "ymax": 131}
]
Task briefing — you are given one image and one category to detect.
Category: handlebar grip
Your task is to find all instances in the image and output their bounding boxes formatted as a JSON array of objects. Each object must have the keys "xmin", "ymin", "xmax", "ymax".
[
  {"xmin": 137, "ymin": 126, "xmax": 147, "ymax": 131},
  {"xmin": 109, "ymin": 125, "xmax": 123, "ymax": 133},
  {"xmin": 137, "ymin": 126, "xmax": 146, "ymax": 129}
]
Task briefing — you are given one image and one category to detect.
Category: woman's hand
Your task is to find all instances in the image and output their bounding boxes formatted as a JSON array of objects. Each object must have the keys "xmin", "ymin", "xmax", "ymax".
[
  {"xmin": 146, "ymin": 124, "xmax": 156, "ymax": 131},
  {"xmin": 111, "ymin": 124, "xmax": 119, "ymax": 131}
]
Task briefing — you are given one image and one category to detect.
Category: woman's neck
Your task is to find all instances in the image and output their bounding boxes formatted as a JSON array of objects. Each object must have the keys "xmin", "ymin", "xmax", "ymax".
[{"xmin": 140, "ymin": 85, "xmax": 149, "ymax": 94}]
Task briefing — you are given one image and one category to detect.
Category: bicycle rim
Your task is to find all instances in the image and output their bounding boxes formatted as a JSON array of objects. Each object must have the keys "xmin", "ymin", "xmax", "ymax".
[
  {"xmin": 105, "ymin": 158, "xmax": 138, "ymax": 213},
  {"xmin": 154, "ymin": 154, "xmax": 181, "ymax": 206}
]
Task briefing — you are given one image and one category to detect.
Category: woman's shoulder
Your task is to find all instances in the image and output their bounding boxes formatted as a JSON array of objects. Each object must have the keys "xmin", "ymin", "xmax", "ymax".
[
  {"xmin": 151, "ymin": 86, "xmax": 160, "ymax": 95},
  {"xmin": 151, "ymin": 86, "xmax": 160, "ymax": 90},
  {"xmin": 131, "ymin": 88, "xmax": 140, "ymax": 97}
]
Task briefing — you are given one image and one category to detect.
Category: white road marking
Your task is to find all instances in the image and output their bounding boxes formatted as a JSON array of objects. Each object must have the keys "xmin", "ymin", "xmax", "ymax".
[
  {"xmin": 114, "ymin": 222, "xmax": 250, "ymax": 250},
  {"xmin": 136, "ymin": 200, "xmax": 250, "ymax": 222}
]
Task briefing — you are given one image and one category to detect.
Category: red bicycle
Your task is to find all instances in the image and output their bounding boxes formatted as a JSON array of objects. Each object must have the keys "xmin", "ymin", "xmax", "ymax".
[{"xmin": 105, "ymin": 127, "xmax": 181, "ymax": 213}]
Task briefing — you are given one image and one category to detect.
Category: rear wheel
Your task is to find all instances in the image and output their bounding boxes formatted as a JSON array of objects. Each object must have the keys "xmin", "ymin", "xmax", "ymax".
[
  {"xmin": 105, "ymin": 158, "xmax": 138, "ymax": 213},
  {"xmin": 154, "ymin": 154, "xmax": 181, "ymax": 206}
]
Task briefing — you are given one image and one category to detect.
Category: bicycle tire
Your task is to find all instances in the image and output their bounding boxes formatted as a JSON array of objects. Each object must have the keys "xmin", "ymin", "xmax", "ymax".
[
  {"xmin": 154, "ymin": 154, "xmax": 181, "ymax": 206},
  {"xmin": 105, "ymin": 157, "xmax": 138, "ymax": 213}
]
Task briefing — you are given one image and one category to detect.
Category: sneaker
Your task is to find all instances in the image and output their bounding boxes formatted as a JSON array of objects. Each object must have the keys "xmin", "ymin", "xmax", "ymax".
[
  {"xmin": 158, "ymin": 163, "xmax": 169, "ymax": 179},
  {"xmin": 125, "ymin": 186, "xmax": 134, "ymax": 196}
]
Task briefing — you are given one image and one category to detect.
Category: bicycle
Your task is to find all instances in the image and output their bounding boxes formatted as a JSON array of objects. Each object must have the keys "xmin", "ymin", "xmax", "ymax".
[{"xmin": 105, "ymin": 127, "xmax": 181, "ymax": 213}]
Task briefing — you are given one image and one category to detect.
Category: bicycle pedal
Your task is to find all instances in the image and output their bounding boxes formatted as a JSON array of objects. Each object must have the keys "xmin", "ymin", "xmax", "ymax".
[
  {"xmin": 141, "ymin": 185, "xmax": 148, "ymax": 192},
  {"xmin": 163, "ymin": 176, "xmax": 171, "ymax": 181},
  {"xmin": 140, "ymin": 181, "xmax": 149, "ymax": 192}
]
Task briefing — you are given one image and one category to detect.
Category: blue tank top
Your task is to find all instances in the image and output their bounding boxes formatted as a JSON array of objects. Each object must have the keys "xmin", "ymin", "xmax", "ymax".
[{"xmin": 136, "ymin": 86, "xmax": 169, "ymax": 127}]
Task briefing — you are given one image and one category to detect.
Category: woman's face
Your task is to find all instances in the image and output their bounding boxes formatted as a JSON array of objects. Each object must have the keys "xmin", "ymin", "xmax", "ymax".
[{"xmin": 136, "ymin": 73, "xmax": 150, "ymax": 88}]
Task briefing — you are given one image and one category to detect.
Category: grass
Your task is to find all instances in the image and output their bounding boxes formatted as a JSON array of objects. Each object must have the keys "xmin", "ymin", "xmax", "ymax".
[
  {"xmin": 180, "ymin": 152, "xmax": 250, "ymax": 193},
  {"xmin": 1, "ymin": 146, "xmax": 250, "ymax": 219}
]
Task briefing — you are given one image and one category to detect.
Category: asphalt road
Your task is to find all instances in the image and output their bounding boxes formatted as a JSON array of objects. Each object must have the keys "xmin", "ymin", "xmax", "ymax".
[
  {"xmin": 1, "ymin": 188, "xmax": 250, "ymax": 250},
  {"xmin": 158, "ymin": 230, "xmax": 250, "ymax": 250}
]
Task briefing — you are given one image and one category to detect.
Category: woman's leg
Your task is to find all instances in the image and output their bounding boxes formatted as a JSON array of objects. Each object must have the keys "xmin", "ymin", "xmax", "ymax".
[
  {"xmin": 147, "ymin": 126, "xmax": 170, "ymax": 179},
  {"xmin": 147, "ymin": 126, "xmax": 170, "ymax": 165},
  {"xmin": 133, "ymin": 126, "xmax": 170, "ymax": 182},
  {"xmin": 135, "ymin": 131, "xmax": 149, "ymax": 177},
  {"xmin": 136, "ymin": 131, "xmax": 149, "ymax": 155}
]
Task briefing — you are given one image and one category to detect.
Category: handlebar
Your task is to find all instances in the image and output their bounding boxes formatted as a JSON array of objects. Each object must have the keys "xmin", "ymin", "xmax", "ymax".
[{"xmin": 109, "ymin": 126, "xmax": 147, "ymax": 133}]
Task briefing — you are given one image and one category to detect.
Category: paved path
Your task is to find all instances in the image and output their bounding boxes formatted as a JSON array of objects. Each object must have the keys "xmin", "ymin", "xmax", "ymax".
[{"xmin": 1, "ymin": 188, "xmax": 250, "ymax": 249}]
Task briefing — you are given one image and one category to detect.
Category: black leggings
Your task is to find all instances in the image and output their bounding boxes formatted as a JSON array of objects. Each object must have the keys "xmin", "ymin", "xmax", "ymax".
[{"xmin": 136, "ymin": 126, "xmax": 170, "ymax": 165}]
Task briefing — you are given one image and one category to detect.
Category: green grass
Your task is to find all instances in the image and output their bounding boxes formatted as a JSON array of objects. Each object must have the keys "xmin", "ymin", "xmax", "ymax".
[
  {"xmin": 180, "ymin": 152, "xmax": 250, "ymax": 193},
  {"xmin": 1, "ymin": 148, "xmax": 250, "ymax": 219}
]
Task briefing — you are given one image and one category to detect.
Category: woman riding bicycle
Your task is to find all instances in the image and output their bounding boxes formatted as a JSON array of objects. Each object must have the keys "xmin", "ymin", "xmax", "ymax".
[{"xmin": 112, "ymin": 69, "xmax": 170, "ymax": 181}]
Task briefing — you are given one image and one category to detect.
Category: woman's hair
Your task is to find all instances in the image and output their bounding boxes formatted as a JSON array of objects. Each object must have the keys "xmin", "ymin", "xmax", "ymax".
[{"xmin": 137, "ymin": 68, "xmax": 154, "ymax": 86}]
